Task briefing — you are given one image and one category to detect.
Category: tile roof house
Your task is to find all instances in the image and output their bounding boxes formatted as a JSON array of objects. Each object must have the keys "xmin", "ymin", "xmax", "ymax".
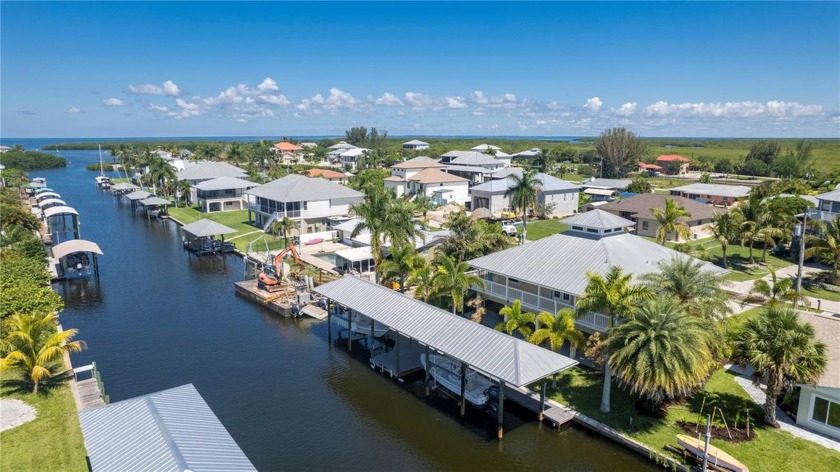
[
  {"xmin": 306, "ymin": 168, "xmax": 349, "ymax": 184},
  {"xmin": 272, "ymin": 141, "xmax": 304, "ymax": 153},
  {"xmin": 468, "ymin": 209, "xmax": 726, "ymax": 333},
  {"xmin": 470, "ymin": 173, "xmax": 580, "ymax": 217},
  {"xmin": 599, "ymin": 193, "xmax": 725, "ymax": 241},
  {"xmin": 386, "ymin": 157, "xmax": 446, "ymax": 198},
  {"xmin": 655, "ymin": 154, "xmax": 691, "ymax": 175}
]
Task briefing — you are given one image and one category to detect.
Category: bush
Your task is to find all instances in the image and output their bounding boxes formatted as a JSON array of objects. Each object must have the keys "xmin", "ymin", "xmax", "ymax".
[
  {"xmin": 714, "ymin": 159, "xmax": 734, "ymax": 173},
  {"xmin": 85, "ymin": 163, "xmax": 114, "ymax": 171},
  {"xmin": 739, "ymin": 159, "xmax": 770, "ymax": 177},
  {"xmin": 0, "ymin": 150, "xmax": 66, "ymax": 170}
]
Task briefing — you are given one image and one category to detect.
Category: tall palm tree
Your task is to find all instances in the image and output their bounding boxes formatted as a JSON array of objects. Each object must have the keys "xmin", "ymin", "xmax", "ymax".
[
  {"xmin": 576, "ymin": 266, "xmax": 652, "ymax": 414},
  {"xmin": 269, "ymin": 216, "xmax": 295, "ymax": 248},
  {"xmin": 533, "ymin": 148, "xmax": 554, "ymax": 173},
  {"xmin": 710, "ymin": 212, "xmax": 741, "ymax": 268},
  {"xmin": 227, "ymin": 142, "xmax": 244, "ymax": 163},
  {"xmin": 530, "ymin": 308, "xmax": 585, "ymax": 353},
  {"xmin": 146, "ymin": 156, "xmax": 177, "ymax": 198},
  {"xmin": 504, "ymin": 170, "xmax": 543, "ymax": 244},
  {"xmin": 431, "ymin": 254, "xmax": 485, "ymax": 314},
  {"xmin": 0, "ymin": 313, "xmax": 86, "ymax": 393},
  {"xmin": 406, "ymin": 263, "xmax": 435, "ymax": 302},
  {"xmin": 747, "ymin": 266, "xmax": 807, "ymax": 307},
  {"xmin": 757, "ymin": 225, "xmax": 784, "ymax": 264},
  {"xmin": 641, "ymin": 256, "xmax": 731, "ymax": 321},
  {"xmin": 378, "ymin": 242, "xmax": 421, "ymax": 292},
  {"xmin": 494, "ymin": 299, "xmax": 536, "ymax": 338},
  {"xmin": 805, "ymin": 215, "xmax": 840, "ymax": 282},
  {"xmin": 730, "ymin": 307, "xmax": 827, "ymax": 426},
  {"xmin": 734, "ymin": 194, "xmax": 769, "ymax": 264},
  {"xmin": 177, "ymin": 180, "xmax": 192, "ymax": 207},
  {"xmin": 651, "ymin": 198, "xmax": 692, "ymax": 244},
  {"xmin": 608, "ymin": 297, "xmax": 716, "ymax": 407}
]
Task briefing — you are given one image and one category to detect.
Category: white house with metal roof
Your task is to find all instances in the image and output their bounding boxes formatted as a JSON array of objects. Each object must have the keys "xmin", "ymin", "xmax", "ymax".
[
  {"xmin": 327, "ymin": 141, "xmax": 358, "ymax": 161},
  {"xmin": 812, "ymin": 184, "xmax": 840, "ymax": 223},
  {"xmin": 669, "ymin": 183, "xmax": 751, "ymax": 206},
  {"xmin": 512, "ymin": 147, "xmax": 541, "ymax": 158},
  {"xmin": 405, "ymin": 168, "xmax": 470, "ymax": 206},
  {"xmin": 795, "ymin": 311, "xmax": 840, "ymax": 441},
  {"xmin": 402, "ymin": 139, "xmax": 430, "ymax": 151},
  {"xmin": 580, "ymin": 178, "xmax": 633, "ymax": 201},
  {"xmin": 177, "ymin": 161, "xmax": 248, "ymax": 186},
  {"xmin": 470, "ymin": 173, "xmax": 581, "ymax": 217},
  {"xmin": 193, "ymin": 176, "xmax": 259, "ymax": 213},
  {"xmin": 246, "ymin": 174, "xmax": 364, "ymax": 233},
  {"xmin": 468, "ymin": 210, "xmax": 726, "ymax": 333},
  {"xmin": 338, "ymin": 148, "xmax": 370, "ymax": 170}
]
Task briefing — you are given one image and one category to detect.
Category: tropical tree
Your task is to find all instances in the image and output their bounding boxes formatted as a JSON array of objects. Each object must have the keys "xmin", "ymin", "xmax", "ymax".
[
  {"xmin": 805, "ymin": 215, "xmax": 840, "ymax": 282},
  {"xmin": 406, "ymin": 263, "xmax": 435, "ymax": 302},
  {"xmin": 641, "ymin": 256, "xmax": 731, "ymax": 322},
  {"xmin": 626, "ymin": 177, "xmax": 652, "ymax": 194},
  {"xmin": 146, "ymin": 156, "xmax": 177, "ymax": 197},
  {"xmin": 494, "ymin": 299, "xmax": 536, "ymax": 338},
  {"xmin": 378, "ymin": 242, "xmax": 421, "ymax": 292},
  {"xmin": 730, "ymin": 307, "xmax": 827, "ymax": 426},
  {"xmin": 439, "ymin": 211, "xmax": 512, "ymax": 262},
  {"xmin": 746, "ymin": 267, "xmax": 807, "ymax": 307},
  {"xmin": 651, "ymin": 198, "xmax": 692, "ymax": 244},
  {"xmin": 576, "ymin": 266, "xmax": 652, "ymax": 414},
  {"xmin": 734, "ymin": 194, "xmax": 769, "ymax": 265},
  {"xmin": 608, "ymin": 297, "xmax": 716, "ymax": 407},
  {"xmin": 350, "ymin": 186, "xmax": 394, "ymax": 276},
  {"xmin": 532, "ymin": 148, "xmax": 554, "ymax": 173},
  {"xmin": 530, "ymin": 308, "xmax": 585, "ymax": 352},
  {"xmin": 431, "ymin": 254, "xmax": 485, "ymax": 314},
  {"xmin": 504, "ymin": 170, "xmax": 543, "ymax": 244},
  {"xmin": 177, "ymin": 180, "xmax": 192, "ymax": 207},
  {"xmin": 0, "ymin": 313, "xmax": 86, "ymax": 393},
  {"xmin": 227, "ymin": 142, "xmax": 244, "ymax": 163},
  {"xmin": 594, "ymin": 127, "xmax": 647, "ymax": 178},
  {"xmin": 269, "ymin": 216, "xmax": 296, "ymax": 248},
  {"xmin": 710, "ymin": 212, "xmax": 741, "ymax": 268},
  {"xmin": 757, "ymin": 224, "xmax": 785, "ymax": 264}
]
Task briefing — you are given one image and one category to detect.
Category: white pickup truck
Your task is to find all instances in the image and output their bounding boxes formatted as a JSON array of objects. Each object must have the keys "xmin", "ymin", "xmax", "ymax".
[{"xmin": 501, "ymin": 220, "xmax": 518, "ymax": 237}]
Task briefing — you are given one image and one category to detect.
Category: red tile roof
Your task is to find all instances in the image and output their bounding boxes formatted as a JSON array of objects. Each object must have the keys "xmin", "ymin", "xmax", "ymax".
[
  {"xmin": 637, "ymin": 161, "xmax": 663, "ymax": 170},
  {"xmin": 656, "ymin": 154, "xmax": 690, "ymax": 163},
  {"xmin": 307, "ymin": 169, "xmax": 345, "ymax": 179},
  {"xmin": 274, "ymin": 141, "xmax": 304, "ymax": 151}
]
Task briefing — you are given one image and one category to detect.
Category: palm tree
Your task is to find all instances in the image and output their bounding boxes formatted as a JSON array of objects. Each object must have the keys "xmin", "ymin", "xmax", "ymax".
[
  {"xmin": 710, "ymin": 212, "xmax": 741, "ymax": 268},
  {"xmin": 533, "ymin": 148, "xmax": 554, "ymax": 173},
  {"xmin": 504, "ymin": 170, "xmax": 543, "ymax": 244},
  {"xmin": 177, "ymin": 180, "xmax": 192, "ymax": 207},
  {"xmin": 227, "ymin": 142, "xmax": 244, "ymax": 163},
  {"xmin": 431, "ymin": 254, "xmax": 485, "ymax": 314},
  {"xmin": 757, "ymin": 225, "xmax": 784, "ymax": 264},
  {"xmin": 269, "ymin": 216, "xmax": 295, "ymax": 248},
  {"xmin": 378, "ymin": 242, "xmax": 421, "ymax": 292},
  {"xmin": 0, "ymin": 313, "xmax": 86, "ymax": 393},
  {"xmin": 576, "ymin": 266, "xmax": 652, "ymax": 414},
  {"xmin": 406, "ymin": 263, "xmax": 435, "ymax": 302},
  {"xmin": 146, "ymin": 156, "xmax": 177, "ymax": 198},
  {"xmin": 747, "ymin": 266, "xmax": 807, "ymax": 307},
  {"xmin": 641, "ymin": 256, "xmax": 731, "ymax": 321},
  {"xmin": 495, "ymin": 299, "xmax": 536, "ymax": 338},
  {"xmin": 734, "ymin": 194, "xmax": 769, "ymax": 264},
  {"xmin": 651, "ymin": 198, "xmax": 692, "ymax": 244},
  {"xmin": 805, "ymin": 215, "xmax": 840, "ymax": 282},
  {"xmin": 730, "ymin": 307, "xmax": 827, "ymax": 426},
  {"xmin": 530, "ymin": 308, "xmax": 585, "ymax": 353},
  {"xmin": 608, "ymin": 297, "xmax": 716, "ymax": 407}
]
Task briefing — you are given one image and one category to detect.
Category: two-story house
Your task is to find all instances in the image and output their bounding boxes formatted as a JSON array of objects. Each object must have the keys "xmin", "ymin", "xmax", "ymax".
[
  {"xmin": 246, "ymin": 174, "xmax": 365, "ymax": 233},
  {"xmin": 813, "ymin": 184, "xmax": 840, "ymax": 223},
  {"xmin": 193, "ymin": 176, "xmax": 258, "ymax": 213},
  {"xmin": 599, "ymin": 193, "xmax": 723, "ymax": 241},
  {"xmin": 440, "ymin": 151, "xmax": 508, "ymax": 185},
  {"xmin": 384, "ymin": 156, "xmax": 445, "ymax": 198},
  {"xmin": 468, "ymin": 209, "xmax": 726, "ymax": 334},
  {"xmin": 470, "ymin": 172, "xmax": 580, "ymax": 217},
  {"xmin": 177, "ymin": 162, "xmax": 249, "ymax": 203}
]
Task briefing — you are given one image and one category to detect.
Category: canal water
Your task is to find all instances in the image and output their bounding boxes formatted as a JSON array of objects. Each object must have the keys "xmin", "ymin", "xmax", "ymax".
[{"xmin": 31, "ymin": 145, "xmax": 655, "ymax": 471}]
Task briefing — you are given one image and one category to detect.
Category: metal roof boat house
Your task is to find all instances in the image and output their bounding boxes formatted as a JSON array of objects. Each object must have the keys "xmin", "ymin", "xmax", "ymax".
[
  {"xmin": 50, "ymin": 239, "xmax": 104, "ymax": 280},
  {"xmin": 43, "ymin": 205, "xmax": 80, "ymax": 245},
  {"xmin": 468, "ymin": 209, "xmax": 727, "ymax": 334}
]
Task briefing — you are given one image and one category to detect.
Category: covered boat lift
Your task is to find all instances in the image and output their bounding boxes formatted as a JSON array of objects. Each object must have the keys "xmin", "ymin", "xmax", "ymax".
[
  {"xmin": 124, "ymin": 190, "xmax": 152, "ymax": 211},
  {"xmin": 43, "ymin": 205, "xmax": 80, "ymax": 245},
  {"xmin": 315, "ymin": 275, "xmax": 578, "ymax": 439},
  {"xmin": 35, "ymin": 191, "xmax": 61, "ymax": 203},
  {"xmin": 138, "ymin": 196, "xmax": 171, "ymax": 219},
  {"xmin": 37, "ymin": 198, "xmax": 67, "ymax": 212},
  {"xmin": 22, "ymin": 181, "xmax": 46, "ymax": 195},
  {"xmin": 51, "ymin": 239, "xmax": 103, "ymax": 279},
  {"xmin": 34, "ymin": 186, "xmax": 55, "ymax": 194},
  {"xmin": 110, "ymin": 182, "xmax": 140, "ymax": 195},
  {"xmin": 180, "ymin": 219, "xmax": 237, "ymax": 255}
]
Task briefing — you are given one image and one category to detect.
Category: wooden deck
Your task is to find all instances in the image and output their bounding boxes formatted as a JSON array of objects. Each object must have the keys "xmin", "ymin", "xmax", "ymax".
[
  {"xmin": 234, "ymin": 279, "xmax": 328, "ymax": 320},
  {"xmin": 77, "ymin": 378, "xmax": 106, "ymax": 410},
  {"xmin": 504, "ymin": 384, "xmax": 576, "ymax": 427}
]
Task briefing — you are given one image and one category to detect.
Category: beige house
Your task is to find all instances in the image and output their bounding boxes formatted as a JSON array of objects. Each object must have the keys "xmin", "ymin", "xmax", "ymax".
[
  {"xmin": 599, "ymin": 193, "xmax": 723, "ymax": 241},
  {"xmin": 795, "ymin": 312, "xmax": 840, "ymax": 440},
  {"xmin": 669, "ymin": 183, "xmax": 751, "ymax": 206},
  {"xmin": 385, "ymin": 156, "xmax": 446, "ymax": 198},
  {"xmin": 406, "ymin": 168, "xmax": 469, "ymax": 206}
]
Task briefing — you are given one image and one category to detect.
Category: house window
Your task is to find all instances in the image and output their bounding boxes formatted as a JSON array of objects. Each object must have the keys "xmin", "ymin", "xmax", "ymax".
[
  {"xmin": 572, "ymin": 226, "xmax": 584, "ymax": 231},
  {"xmin": 642, "ymin": 221, "xmax": 649, "ymax": 230},
  {"xmin": 303, "ymin": 201, "xmax": 308, "ymax": 210},
  {"xmin": 812, "ymin": 396, "xmax": 840, "ymax": 429},
  {"xmin": 508, "ymin": 278, "xmax": 519, "ymax": 284},
  {"xmin": 586, "ymin": 228, "xmax": 598, "ymax": 233}
]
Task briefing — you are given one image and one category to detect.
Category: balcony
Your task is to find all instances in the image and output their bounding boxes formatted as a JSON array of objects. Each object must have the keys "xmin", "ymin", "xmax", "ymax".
[
  {"xmin": 248, "ymin": 204, "xmax": 301, "ymax": 218},
  {"xmin": 473, "ymin": 278, "xmax": 610, "ymax": 332},
  {"xmin": 809, "ymin": 208, "xmax": 840, "ymax": 223}
]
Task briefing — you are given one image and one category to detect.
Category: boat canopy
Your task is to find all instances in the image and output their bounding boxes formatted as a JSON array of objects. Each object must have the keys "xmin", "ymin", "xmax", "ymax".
[
  {"xmin": 38, "ymin": 198, "xmax": 67, "ymax": 208},
  {"xmin": 34, "ymin": 187, "xmax": 55, "ymax": 193},
  {"xmin": 51, "ymin": 239, "xmax": 104, "ymax": 260},
  {"xmin": 180, "ymin": 219, "xmax": 237, "ymax": 238},
  {"xmin": 43, "ymin": 205, "xmax": 79, "ymax": 219},
  {"xmin": 125, "ymin": 190, "xmax": 152, "ymax": 201},
  {"xmin": 95, "ymin": 175, "xmax": 111, "ymax": 182},
  {"xmin": 35, "ymin": 192, "xmax": 62, "ymax": 201},
  {"xmin": 111, "ymin": 182, "xmax": 140, "ymax": 191},
  {"xmin": 139, "ymin": 197, "xmax": 171, "ymax": 206}
]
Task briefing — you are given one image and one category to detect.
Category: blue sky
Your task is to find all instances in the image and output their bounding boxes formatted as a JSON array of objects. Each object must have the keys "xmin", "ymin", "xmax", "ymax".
[{"xmin": 2, "ymin": 1, "xmax": 838, "ymax": 138}]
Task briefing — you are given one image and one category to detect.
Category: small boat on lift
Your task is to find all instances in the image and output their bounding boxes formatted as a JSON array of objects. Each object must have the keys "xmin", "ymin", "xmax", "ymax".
[
  {"xmin": 420, "ymin": 353, "xmax": 496, "ymax": 407},
  {"xmin": 95, "ymin": 145, "xmax": 111, "ymax": 189},
  {"xmin": 676, "ymin": 434, "xmax": 749, "ymax": 472},
  {"xmin": 331, "ymin": 309, "xmax": 389, "ymax": 337}
]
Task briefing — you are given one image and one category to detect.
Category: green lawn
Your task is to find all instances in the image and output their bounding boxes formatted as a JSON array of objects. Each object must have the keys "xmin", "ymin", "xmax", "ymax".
[
  {"xmin": 0, "ymin": 377, "xmax": 88, "ymax": 471},
  {"xmin": 558, "ymin": 173, "xmax": 586, "ymax": 183},
  {"xmin": 699, "ymin": 245, "xmax": 794, "ymax": 282},
  {"xmin": 167, "ymin": 207, "xmax": 287, "ymax": 252},
  {"xmin": 720, "ymin": 306, "xmax": 763, "ymax": 334},
  {"xmin": 803, "ymin": 283, "xmax": 840, "ymax": 302},
  {"xmin": 547, "ymin": 368, "xmax": 840, "ymax": 472},
  {"xmin": 520, "ymin": 219, "xmax": 569, "ymax": 240}
]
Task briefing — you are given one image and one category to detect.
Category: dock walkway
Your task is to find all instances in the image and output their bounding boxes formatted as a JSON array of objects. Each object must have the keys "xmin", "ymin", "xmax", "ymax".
[
  {"xmin": 72, "ymin": 364, "xmax": 107, "ymax": 411},
  {"xmin": 504, "ymin": 384, "xmax": 576, "ymax": 427}
]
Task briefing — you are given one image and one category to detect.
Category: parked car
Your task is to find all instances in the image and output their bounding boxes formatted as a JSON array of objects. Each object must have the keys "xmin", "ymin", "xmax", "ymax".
[{"xmin": 501, "ymin": 222, "xmax": 518, "ymax": 237}]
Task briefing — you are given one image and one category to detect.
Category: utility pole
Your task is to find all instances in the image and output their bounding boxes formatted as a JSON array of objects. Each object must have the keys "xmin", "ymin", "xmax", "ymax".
[{"xmin": 795, "ymin": 209, "xmax": 808, "ymax": 310}]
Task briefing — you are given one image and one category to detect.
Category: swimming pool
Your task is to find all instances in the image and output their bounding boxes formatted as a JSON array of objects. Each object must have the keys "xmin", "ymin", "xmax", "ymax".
[{"xmin": 314, "ymin": 252, "xmax": 337, "ymax": 266}]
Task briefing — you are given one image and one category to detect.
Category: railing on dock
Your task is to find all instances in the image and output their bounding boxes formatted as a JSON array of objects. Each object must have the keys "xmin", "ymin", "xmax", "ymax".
[{"xmin": 74, "ymin": 361, "xmax": 109, "ymax": 409}]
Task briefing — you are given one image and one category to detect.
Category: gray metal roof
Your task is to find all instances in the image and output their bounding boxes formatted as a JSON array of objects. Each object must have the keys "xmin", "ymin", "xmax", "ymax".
[
  {"xmin": 469, "ymin": 173, "xmax": 580, "ymax": 194},
  {"xmin": 51, "ymin": 239, "xmax": 103, "ymax": 259},
  {"xmin": 490, "ymin": 167, "xmax": 524, "ymax": 179},
  {"xmin": 817, "ymin": 187, "xmax": 840, "ymax": 203},
  {"xmin": 111, "ymin": 182, "xmax": 140, "ymax": 191},
  {"xmin": 246, "ymin": 174, "xmax": 364, "ymax": 203},
  {"xmin": 471, "ymin": 144, "xmax": 501, "ymax": 151},
  {"xmin": 315, "ymin": 276, "xmax": 578, "ymax": 386},
  {"xmin": 180, "ymin": 219, "xmax": 238, "ymax": 238},
  {"xmin": 125, "ymin": 190, "xmax": 152, "ymax": 201},
  {"xmin": 139, "ymin": 197, "xmax": 171, "ymax": 206},
  {"xmin": 43, "ymin": 205, "xmax": 79, "ymax": 218},
  {"xmin": 78, "ymin": 384, "xmax": 256, "ymax": 472},
  {"xmin": 442, "ymin": 151, "xmax": 503, "ymax": 166},
  {"xmin": 177, "ymin": 162, "xmax": 248, "ymax": 182},
  {"xmin": 581, "ymin": 178, "xmax": 632, "ymax": 190},
  {"xmin": 469, "ymin": 231, "xmax": 727, "ymax": 296},
  {"xmin": 193, "ymin": 176, "xmax": 258, "ymax": 191},
  {"xmin": 444, "ymin": 164, "xmax": 494, "ymax": 174},
  {"xmin": 402, "ymin": 139, "xmax": 429, "ymax": 145},
  {"xmin": 561, "ymin": 209, "xmax": 635, "ymax": 229},
  {"xmin": 669, "ymin": 183, "xmax": 751, "ymax": 198}
]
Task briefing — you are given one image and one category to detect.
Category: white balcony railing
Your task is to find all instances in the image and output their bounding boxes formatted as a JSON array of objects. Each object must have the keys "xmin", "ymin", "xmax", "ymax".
[{"xmin": 473, "ymin": 278, "xmax": 610, "ymax": 332}]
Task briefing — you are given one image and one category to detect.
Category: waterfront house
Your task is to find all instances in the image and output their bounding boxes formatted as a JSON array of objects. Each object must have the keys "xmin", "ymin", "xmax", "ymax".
[
  {"xmin": 402, "ymin": 139, "xmax": 430, "ymax": 151},
  {"xmin": 669, "ymin": 183, "xmax": 751, "ymax": 206},
  {"xmin": 795, "ymin": 312, "xmax": 840, "ymax": 441},
  {"xmin": 655, "ymin": 154, "xmax": 691, "ymax": 175},
  {"xmin": 580, "ymin": 178, "xmax": 632, "ymax": 201},
  {"xmin": 468, "ymin": 209, "xmax": 725, "ymax": 333},
  {"xmin": 599, "ymin": 193, "xmax": 723, "ymax": 241},
  {"xmin": 194, "ymin": 176, "xmax": 258, "ymax": 213},
  {"xmin": 307, "ymin": 168, "xmax": 349, "ymax": 184},
  {"xmin": 470, "ymin": 172, "xmax": 580, "ymax": 217},
  {"xmin": 177, "ymin": 161, "xmax": 248, "ymax": 186},
  {"xmin": 334, "ymin": 217, "xmax": 450, "ymax": 253},
  {"xmin": 812, "ymin": 184, "xmax": 840, "ymax": 223},
  {"xmin": 246, "ymin": 174, "xmax": 364, "ymax": 234}
]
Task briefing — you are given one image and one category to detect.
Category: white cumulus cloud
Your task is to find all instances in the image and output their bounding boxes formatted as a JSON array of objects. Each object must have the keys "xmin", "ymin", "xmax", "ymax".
[
  {"xmin": 257, "ymin": 77, "xmax": 278, "ymax": 92},
  {"xmin": 67, "ymin": 106, "xmax": 81, "ymax": 113},
  {"xmin": 162, "ymin": 80, "xmax": 181, "ymax": 96},
  {"xmin": 375, "ymin": 92, "xmax": 403, "ymax": 106},
  {"xmin": 103, "ymin": 98, "xmax": 124, "ymax": 106},
  {"xmin": 614, "ymin": 102, "xmax": 637, "ymax": 116},
  {"xmin": 128, "ymin": 80, "xmax": 181, "ymax": 96},
  {"xmin": 584, "ymin": 97, "xmax": 603, "ymax": 112}
]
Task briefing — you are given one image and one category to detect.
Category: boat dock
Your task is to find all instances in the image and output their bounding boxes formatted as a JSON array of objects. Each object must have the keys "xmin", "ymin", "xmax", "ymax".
[
  {"xmin": 234, "ymin": 279, "xmax": 328, "ymax": 320},
  {"xmin": 503, "ymin": 384, "xmax": 577, "ymax": 427},
  {"xmin": 73, "ymin": 363, "xmax": 108, "ymax": 411},
  {"xmin": 370, "ymin": 334, "xmax": 426, "ymax": 380}
]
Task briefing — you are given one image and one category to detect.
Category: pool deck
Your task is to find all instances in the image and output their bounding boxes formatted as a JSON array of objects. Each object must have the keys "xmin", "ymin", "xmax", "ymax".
[{"xmin": 297, "ymin": 240, "xmax": 348, "ymax": 274}]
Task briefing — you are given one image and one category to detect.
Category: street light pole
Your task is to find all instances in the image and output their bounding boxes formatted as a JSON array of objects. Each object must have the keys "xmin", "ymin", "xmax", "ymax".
[{"xmin": 795, "ymin": 209, "xmax": 808, "ymax": 310}]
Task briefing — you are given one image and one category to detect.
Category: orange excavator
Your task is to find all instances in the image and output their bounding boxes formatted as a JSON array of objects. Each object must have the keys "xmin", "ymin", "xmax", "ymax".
[{"xmin": 257, "ymin": 244, "xmax": 305, "ymax": 292}]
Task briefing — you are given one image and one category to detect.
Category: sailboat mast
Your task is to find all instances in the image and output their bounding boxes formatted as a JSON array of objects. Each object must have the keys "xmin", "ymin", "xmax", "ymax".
[{"xmin": 98, "ymin": 144, "xmax": 104, "ymax": 176}]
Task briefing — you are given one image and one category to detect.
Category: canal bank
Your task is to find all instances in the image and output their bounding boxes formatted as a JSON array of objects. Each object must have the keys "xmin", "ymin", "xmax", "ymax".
[{"xmin": 33, "ymin": 144, "xmax": 658, "ymax": 471}]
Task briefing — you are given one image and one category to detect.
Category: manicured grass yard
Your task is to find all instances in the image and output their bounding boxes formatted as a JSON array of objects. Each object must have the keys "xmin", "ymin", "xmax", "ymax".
[
  {"xmin": 803, "ymin": 283, "xmax": 840, "ymax": 302},
  {"xmin": 167, "ymin": 207, "xmax": 286, "ymax": 252},
  {"xmin": 547, "ymin": 368, "xmax": 840, "ymax": 472},
  {"xmin": 519, "ymin": 219, "xmax": 569, "ymax": 241},
  {"xmin": 0, "ymin": 377, "xmax": 88, "ymax": 471},
  {"xmin": 698, "ymin": 245, "xmax": 794, "ymax": 282}
]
